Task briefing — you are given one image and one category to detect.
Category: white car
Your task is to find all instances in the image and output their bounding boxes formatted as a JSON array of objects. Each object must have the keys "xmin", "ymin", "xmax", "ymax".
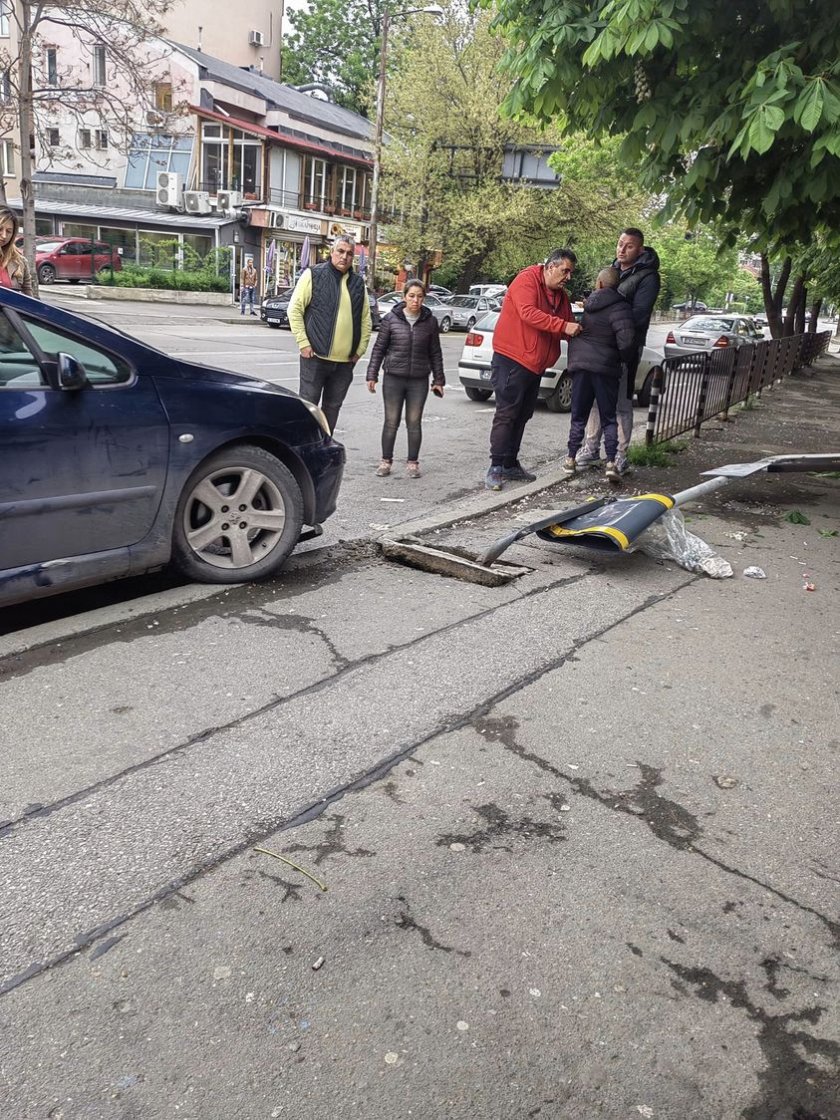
[
  {"xmin": 376, "ymin": 290, "xmax": 454, "ymax": 332},
  {"xmin": 468, "ymin": 284, "xmax": 508, "ymax": 300},
  {"xmin": 457, "ymin": 311, "xmax": 664, "ymax": 412}
]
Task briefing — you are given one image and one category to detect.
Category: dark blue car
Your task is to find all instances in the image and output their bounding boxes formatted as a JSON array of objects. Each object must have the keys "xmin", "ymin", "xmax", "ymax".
[{"xmin": 0, "ymin": 288, "xmax": 345, "ymax": 607}]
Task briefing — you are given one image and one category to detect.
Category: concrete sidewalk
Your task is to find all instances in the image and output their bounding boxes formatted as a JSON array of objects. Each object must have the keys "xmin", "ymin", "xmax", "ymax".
[{"xmin": 1, "ymin": 358, "xmax": 838, "ymax": 1118}]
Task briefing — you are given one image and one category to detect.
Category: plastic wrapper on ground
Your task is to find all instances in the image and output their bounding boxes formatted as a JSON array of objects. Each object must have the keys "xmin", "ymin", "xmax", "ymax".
[{"xmin": 629, "ymin": 509, "xmax": 734, "ymax": 579}]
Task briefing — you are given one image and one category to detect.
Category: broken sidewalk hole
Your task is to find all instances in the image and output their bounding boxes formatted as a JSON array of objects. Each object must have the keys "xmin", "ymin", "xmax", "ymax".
[{"xmin": 379, "ymin": 537, "xmax": 533, "ymax": 587}]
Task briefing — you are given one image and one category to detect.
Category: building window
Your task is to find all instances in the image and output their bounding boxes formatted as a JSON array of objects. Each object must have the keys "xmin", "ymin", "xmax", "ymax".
[
  {"xmin": 47, "ymin": 128, "xmax": 59, "ymax": 147},
  {"xmin": 339, "ymin": 166, "xmax": 357, "ymax": 213},
  {"xmin": 46, "ymin": 47, "xmax": 57, "ymax": 86},
  {"xmin": 96, "ymin": 130, "xmax": 108, "ymax": 150},
  {"xmin": 302, "ymin": 156, "xmax": 326, "ymax": 209},
  {"xmin": 154, "ymin": 82, "xmax": 172, "ymax": 112},
  {"xmin": 125, "ymin": 131, "xmax": 193, "ymax": 190},
  {"xmin": 200, "ymin": 123, "xmax": 261, "ymax": 196},
  {"xmin": 0, "ymin": 70, "xmax": 10, "ymax": 103},
  {"xmin": 0, "ymin": 2, "xmax": 9, "ymax": 38},
  {"xmin": 79, "ymin": 128, "xmax": 92, "ymax": 149},
  {"xmin": 1, "ymin": 139, "xmax": 14, "ymax": 176},
  {"xmin": 92, "ymin": 45, "xmax": 106, "ymax": 87}
]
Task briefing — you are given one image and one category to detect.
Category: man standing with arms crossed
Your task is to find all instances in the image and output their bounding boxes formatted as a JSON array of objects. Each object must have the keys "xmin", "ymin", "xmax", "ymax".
[
  {"xmin": 577, "ymin": 227, "xmax": 660, "ymax": 474},
  {"xmin": 485, "ymin": 248, "xmax": 581, "ymax": 491},
  {"xmin": 289, "ymin": 235, "xmax": 372, "ymax": 434}
]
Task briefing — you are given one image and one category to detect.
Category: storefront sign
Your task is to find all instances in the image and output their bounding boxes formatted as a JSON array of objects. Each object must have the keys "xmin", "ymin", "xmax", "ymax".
[{"xmin": 284, "ymin": 213, "xmax": 323, "ymax": 235}]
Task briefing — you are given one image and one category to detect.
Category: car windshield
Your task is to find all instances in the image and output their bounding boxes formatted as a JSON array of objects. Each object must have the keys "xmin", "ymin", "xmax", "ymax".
[
  {"xmin": 685, "ymin": 317, "xmax": 735, "ymax": 332},
  {"xmin": 34, "ymin": 241, "xmax": 67, "ymax": 253},
  {"xmin": 449, "ymin": 296, "xmax": 478, "ymax": 307}
]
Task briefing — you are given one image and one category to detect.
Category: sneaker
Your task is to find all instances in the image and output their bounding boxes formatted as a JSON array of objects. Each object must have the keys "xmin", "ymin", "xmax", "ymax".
[
  {"xmin": 615, "ymin": 455, "xmax": 630, "ymax": 476},
  {"xmin": 561, "ymin": 457, "xmax": 577, "ymax": 475},
  {"xmin": 605, "ymin": 460, "xmax": 621, "ymax": 482},
  {"xmin": 375, "ymin": 460, "xmax": 392, "ymax": 477},
  {"xmin": 485, "ymin": 465, "xmax": 504, "ymax": 491},
  {"xmin": 406, "ymin": 461, "xmax": 422, "ymax": 479},
  {"xmin": 250, "ymin": 312, "xmax": 257, "ymax": 316},
  {"xmin": 575, "ymin": 452, "xmax": 600, "ymax": 469},
  {"xmin": 502, "ymin": 462, "xmax": 536, "ymax": 482}
]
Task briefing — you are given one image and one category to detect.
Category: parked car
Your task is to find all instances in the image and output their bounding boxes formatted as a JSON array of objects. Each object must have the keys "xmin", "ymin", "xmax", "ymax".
[
  {"xmin": 664, "ymin": 314, "xmax": 764, "ymax": 359},
  {"xmin": 458, "ymin": 310, "xmax": 663, "ymax": 412},
  {"xmin": 446, "ymin": 294, "xmax": 498, "ymax": 332},
  {"xmin": 468, "ymin": 284, "xmax": 507, "ymax": 300},
  {"xmin": 31, "ymin": 237, "xmax": 122, "ymax": 285},
  {"xmin": 262, "ymin": 288, "xmax": 380, "ymax": 330},
  {"xmin": 376, "ymin": 291, "xmax": 453, "ymax": 332},
  {"xmin": 427, "ymin": 284, "xmax": 454, "ymax": 300},
  {"xmin": 672, "ymin": 300, "xmax": 708, "ymax": 314},
  {"xmin": 0, "ymin": 286, "xmax": 345, "ymax": 607}
]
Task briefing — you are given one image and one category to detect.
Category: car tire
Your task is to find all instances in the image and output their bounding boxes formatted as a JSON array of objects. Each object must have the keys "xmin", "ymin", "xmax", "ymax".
[
  {"xmin": 466, "ymin": 317, "xmax": 476, "ymax": 332},
  {"xmin": 440, "ymin": 317, "xmax": 452, "ymax": 333},
  {"xmin": 171, "ymin": 445, "xmax": 304, "ymax": 584},
  {"xmin": 465, "ymin": 386, "xmax": 493, "ymax": 402},
  {"xmin": 545, "ymin": 373, "xmax": 573, "ymax": 413},
  {"xmin": 38, "ymin": 264, "xmax": 56, "ymax": 285},
  {"xmin": 636, "ymin": 366, "xmax": 665, "ymax": 408},
  {"xmin": 267, "ymin": 323, "xmax": 281, "ymax": 329}
]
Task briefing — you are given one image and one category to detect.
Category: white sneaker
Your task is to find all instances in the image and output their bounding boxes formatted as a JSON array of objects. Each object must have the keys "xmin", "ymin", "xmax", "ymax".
[{"xmin": 575, "ymin": 452, "xmax": 600, "ymax": 469}]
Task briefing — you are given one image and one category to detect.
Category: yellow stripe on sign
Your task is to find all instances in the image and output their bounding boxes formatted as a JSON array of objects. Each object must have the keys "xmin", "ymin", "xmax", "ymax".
[
  {"xmin": 634, "ymin": 493, "xmax": 675, "ymax": 508},
  {"xmin": 548, "ymin": 525, "xmax": 631, "ymax": 550}
]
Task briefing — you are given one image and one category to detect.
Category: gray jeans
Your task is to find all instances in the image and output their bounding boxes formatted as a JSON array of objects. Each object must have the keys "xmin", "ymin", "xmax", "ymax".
[{"xmin": 299, "ymin": 356, "xmax": 354, "ymax": 434}]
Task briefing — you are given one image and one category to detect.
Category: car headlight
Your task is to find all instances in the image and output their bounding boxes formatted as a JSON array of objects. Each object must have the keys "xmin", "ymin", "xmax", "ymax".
[{"xmin": 302, "ymin": 399, "xmax": 331, "ymax": 436}]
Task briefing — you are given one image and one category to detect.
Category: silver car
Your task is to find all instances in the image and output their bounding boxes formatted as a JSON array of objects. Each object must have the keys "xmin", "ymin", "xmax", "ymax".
[
  {"xmin": 458, "ymin": 311, "xmax": 663, "ymax": 412},
  {"xmin": 376, "ymin": 291, "xmax": 454, "ymax": 333},
  {"xmin": 664, "ymin": 314, "xmax": 764, "ymax": 358},
  {"xmin": 446, "ymin": 294, "xmax": 498, "ymax": 332}
]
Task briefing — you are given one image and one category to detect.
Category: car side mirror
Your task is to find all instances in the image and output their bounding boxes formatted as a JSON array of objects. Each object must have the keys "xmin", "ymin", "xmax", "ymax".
[{"xmin": 57, "ymin": 352, "xmax": 90, "ymax": 390}]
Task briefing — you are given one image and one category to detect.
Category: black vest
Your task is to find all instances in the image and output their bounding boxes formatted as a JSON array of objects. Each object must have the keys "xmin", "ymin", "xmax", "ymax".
[{"xmin": 303, "ymin": 261, "xmax": 366, "ymax": 359}]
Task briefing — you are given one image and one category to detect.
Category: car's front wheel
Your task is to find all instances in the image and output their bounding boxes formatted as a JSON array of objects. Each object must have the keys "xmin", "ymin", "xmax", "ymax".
[
  {"xmin": 38, "ymin": 264, "xmax": 56, "ymax": 285},
  {"xmin": 440, "ymin": 317, "xmax": 451, "ymax": 333},
  {"xmin": 545, "ymin": 373, "xmax": 573, "ymax": 413},
  {"xmin": 466, "ymin": 317, "xmax": 476, "ymax": 332},
  {"xmin": 465, "ymin": 386, "xmax": 493, "ymax": 402},
  {"xmin": 171, "ymin": 445, "xmax": 304, "ymax": 583}
]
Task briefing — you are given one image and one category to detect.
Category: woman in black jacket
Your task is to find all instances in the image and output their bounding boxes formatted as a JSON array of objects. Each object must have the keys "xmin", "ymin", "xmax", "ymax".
[{"xmin": 366, "ymin": 280, "xmax": 445, "ymax": 478}]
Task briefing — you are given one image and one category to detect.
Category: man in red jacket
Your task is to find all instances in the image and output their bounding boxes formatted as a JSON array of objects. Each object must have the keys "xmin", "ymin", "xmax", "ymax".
[{"xmin": 486, "ymin": 248, "xmax": 581, "ymax": 490}]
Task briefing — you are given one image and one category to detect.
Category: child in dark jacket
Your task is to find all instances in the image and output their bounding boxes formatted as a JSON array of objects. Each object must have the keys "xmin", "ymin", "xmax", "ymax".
[{"xmin": 563, "ymin": 268, "xmax": 636, "ymax": 482}]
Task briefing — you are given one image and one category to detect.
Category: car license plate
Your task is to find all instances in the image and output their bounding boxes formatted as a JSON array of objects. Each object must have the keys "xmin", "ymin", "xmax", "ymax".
[
  {"xmin": 683, "ymin": 336, "xmax": 705, "ymax": 346},
  {"xmin": 480, "ymin": 369, "xmax": 492, "ymax": 381},
  {"xmin": 267, "ymin": 313, "xmax": 286, "ymax": 323}
]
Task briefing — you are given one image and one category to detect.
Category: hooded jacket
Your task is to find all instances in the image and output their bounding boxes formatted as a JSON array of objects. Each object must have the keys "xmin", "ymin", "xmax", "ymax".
[
  {"xmin": 567, "ymin": 287, "xmax": 637, "ymax": 377},
  {"xmin": 366, "ymin": 304, "xmax": 445, "ymax": 385},
  {"xmin": 492, "ymin": 263, "xmax": 574, "ymax": 374},
  {"xmin": 613, "ymin": 246, "xmax": 661, "ymax": 343}
]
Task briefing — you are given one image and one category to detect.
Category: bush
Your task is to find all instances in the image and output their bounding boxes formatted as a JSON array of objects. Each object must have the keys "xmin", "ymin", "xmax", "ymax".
[{"xmin": 114, "ymin": 257, "xmax": 230, "ymax": 293}]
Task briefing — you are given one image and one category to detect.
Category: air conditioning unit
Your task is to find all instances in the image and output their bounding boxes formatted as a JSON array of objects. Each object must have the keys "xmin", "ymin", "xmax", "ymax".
[
  {"xmin": 184, "ymin": 190, "xmax": 211, "ymax": 215},
  {"xmin": 268, "ymin": 211, "xmax": 285, "ymax": 229},
  {"xmin": 248, "ymin": 29, "xmax": 265, "ymax": 46},
  {"xmin": 217, "ymin": 190, "xmax": 243, "ymax": 211},
  {"xmin": 156, "ymin": 171, "xmax": 182, "ymax": 208}
]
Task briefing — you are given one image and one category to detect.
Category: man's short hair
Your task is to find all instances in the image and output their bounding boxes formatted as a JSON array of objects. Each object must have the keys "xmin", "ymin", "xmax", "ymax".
[
  {"xmin": 545, "ymin": 247, "xmax": 577, "ymax": 267},
  {"xmin": 621, "ymin": 228, "xmax": 645, "ymax": 245},
  {"xmin": 333, "ymin": 235, "xmax": 356, "ymax": 251},
  {"xmin": 598, "ymin": 266, "xmax": 620, "ymax": 288}
]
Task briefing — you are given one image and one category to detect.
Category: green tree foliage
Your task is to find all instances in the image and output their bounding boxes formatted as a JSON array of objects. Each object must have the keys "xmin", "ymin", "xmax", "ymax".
[
  {"xmin": 485, "ymin": 0, "xmax": 840, "ymax": 251},
  {"xmin": 382, "ymin": 5, "xmax": 645, "ymax": 289}
]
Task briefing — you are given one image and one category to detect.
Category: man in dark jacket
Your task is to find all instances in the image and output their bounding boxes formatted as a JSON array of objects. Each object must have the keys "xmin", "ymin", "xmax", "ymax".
[
  {"xmin": 485, "ymin": 248, "xmax": 581, "ymax": 491},
  {"xmin": 564, "ymin": 268, "xmax": 637, "ymax": 482},
  {"xmin": 289, "ymin": 235, "xmax": 372, "ymax": 434},
  {"xmin": 578, "ymin": 228, "xmax": 661, "ymax": 474}
]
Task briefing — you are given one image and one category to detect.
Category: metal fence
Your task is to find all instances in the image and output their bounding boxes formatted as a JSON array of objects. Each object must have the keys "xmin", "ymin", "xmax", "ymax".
[{"xmin": 645, "ymin": 331, "xmax": 831, "ymax": 444}]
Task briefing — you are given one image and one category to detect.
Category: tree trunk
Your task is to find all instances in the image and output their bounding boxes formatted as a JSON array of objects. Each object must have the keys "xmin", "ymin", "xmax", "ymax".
[
  {"xmin": 809, "ymin": 298, "xmax": 822, "ymax": 333},
  {"xmin": 782, "ymin": 273, "xmax": 804, "ymax": 336},
  {"xmin": 760, "ymin": 253, "xmax": 790, "ymax": 339},
  {"xmin": 794, "ymin": 284, "xmax": 807, "ymax": 335},
  {"xmin": 18, "ymin": 1, "xmax": 39, "ymax": 297}
]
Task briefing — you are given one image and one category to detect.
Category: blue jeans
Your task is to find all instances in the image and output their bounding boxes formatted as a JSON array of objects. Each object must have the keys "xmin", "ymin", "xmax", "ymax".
[
  {"xmin": 240, "ymin": 286, "xmax": 256, "ymax": 313},
  {"xmin": 299, "ymin": 355, "xmax": 355, "ymax": 434},
  {"xmin": 381, "ymin": 376, "xmax": 429, "ymax": 461},
  {"xmin": 568, "ymin": 370, "xmax": 620, "ymax": 462}
]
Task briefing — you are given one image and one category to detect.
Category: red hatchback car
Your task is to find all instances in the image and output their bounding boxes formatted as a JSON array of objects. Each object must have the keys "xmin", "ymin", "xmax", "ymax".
[{"xmin": 32, "ymin": 237, "xmax": 122, "ymax": 285}]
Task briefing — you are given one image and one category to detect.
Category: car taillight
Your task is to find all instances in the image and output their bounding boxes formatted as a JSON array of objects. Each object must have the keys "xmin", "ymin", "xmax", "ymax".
[
  {"xmin": 465, "ymin": 332, "xmax": 484, "ymax": 346},
  {"xmin": 713, "ymin": 336, "xmax": 730, "ymax": 347},
  {"xmin": 665, "ymin": 331, "xmax": 676, "ymax": 344}
]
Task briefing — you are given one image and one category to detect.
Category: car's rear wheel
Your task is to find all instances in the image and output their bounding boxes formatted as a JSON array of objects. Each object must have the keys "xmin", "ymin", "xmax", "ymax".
[
  {"xmin": 636, "ymin": 366, "xmax": 665, "ymax": 408},
  {"xmin": 465, "ymin": 386, "xmax": 493, "ymax": 402},
  {"xmin": 38, "ymin": 264, "xmax": 56, "ymax": 285},
  {"xmin": 440, "ymin": 317, "xmax": 451, "ymax": 333},
  {"xmin": 171, "ymin": 445, "xmax": 304, "ymax": 583},
  {"xmin": 466, "ymin": 317, "xmax": 476, "ymax": 332},
  {"xmin": 545, "ymin": 373, "xmax": 573, "ymax": 413}
]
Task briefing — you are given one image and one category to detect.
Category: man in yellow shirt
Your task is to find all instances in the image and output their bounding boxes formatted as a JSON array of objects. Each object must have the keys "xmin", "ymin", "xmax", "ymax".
[{"xmin": 289, "ymin": 236, "xmax": 372, "ymax": 433}]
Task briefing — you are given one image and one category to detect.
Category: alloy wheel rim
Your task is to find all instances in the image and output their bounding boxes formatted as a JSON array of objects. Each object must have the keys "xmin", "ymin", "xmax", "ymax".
[{"xmin": 183, "ymin": 466, "xmax": 286, "ymax": 569}]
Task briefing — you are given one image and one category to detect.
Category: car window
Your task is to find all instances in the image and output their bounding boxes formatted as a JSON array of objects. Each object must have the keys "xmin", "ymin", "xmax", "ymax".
[
  {"xmin": 34, "ymin": 240, "xmax": 65, "ymax": 253},
  {"xmin": 0, "ymin": 313, "xmax": 45, "ymax": 388},
  {"xmin": 473, "ymin": 312, "xmax": 500, "ymax": 331},
  {"xmin": 450, "ymin": 296, "xmax": 477, "ymax": 307},
  {"xmin": 687, "ymin": 318, "xmax": 733, "ymax": 332},
  {"xmin": 20, "ymin": 316, "xmax": 132, "ymax": 385},
  {"xmin": 75, "ymin": 244, "xmax": 93, "ymax": 255}
]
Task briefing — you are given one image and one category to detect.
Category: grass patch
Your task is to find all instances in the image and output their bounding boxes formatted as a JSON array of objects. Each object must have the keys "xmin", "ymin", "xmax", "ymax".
[
  {"xmin": 738, "ymin": 394, "xmax": 760, "ymax": 411},
  {"xmin": 627, "ymin": 440, "xmax": 687, "ymax": 468}
]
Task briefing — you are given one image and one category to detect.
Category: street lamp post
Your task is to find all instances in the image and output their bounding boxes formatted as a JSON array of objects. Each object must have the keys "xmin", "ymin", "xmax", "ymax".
[{"xmin": 366, "ymin": 3, "xmax": 442, "ymax": 291}]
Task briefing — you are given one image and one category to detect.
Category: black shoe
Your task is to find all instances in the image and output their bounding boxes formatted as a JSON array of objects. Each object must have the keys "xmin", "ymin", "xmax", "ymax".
[{"xmin": 501, "ymin": 462, "xmax": 536, "ymax": 482}]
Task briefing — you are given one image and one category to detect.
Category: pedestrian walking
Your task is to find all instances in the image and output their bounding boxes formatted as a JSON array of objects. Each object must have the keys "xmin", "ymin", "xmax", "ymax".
[
  {"xmin": 289, "ymin": 235, "xmax": 372, "ymax": 434},
  {"xmin": 485, "ymin": 248, "xmax": 581, "ymax": 491},
  {"xmin": 577, "ymin": 228, "xmax": 661, "ymax": 474},
  {"xmin": 365, "ymin": 280, "xmax": 445, "ymax": 479},
  {"xmin": 563, "ymin": 268, "xmax": 637, "ymax": 483},
  {"xmin": 240, "ymin": 259, "xmax": 259, "ymax": 316},
  {"xmin": 0, "ymin": 208, "xmax": 33, "ymax": 296}
]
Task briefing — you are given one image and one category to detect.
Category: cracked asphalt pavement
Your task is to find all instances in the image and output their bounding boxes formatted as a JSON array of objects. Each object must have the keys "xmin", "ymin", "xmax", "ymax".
[{"xmin": 0, "ymin": 356, "xmax": 838, "ymax": 1119}]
